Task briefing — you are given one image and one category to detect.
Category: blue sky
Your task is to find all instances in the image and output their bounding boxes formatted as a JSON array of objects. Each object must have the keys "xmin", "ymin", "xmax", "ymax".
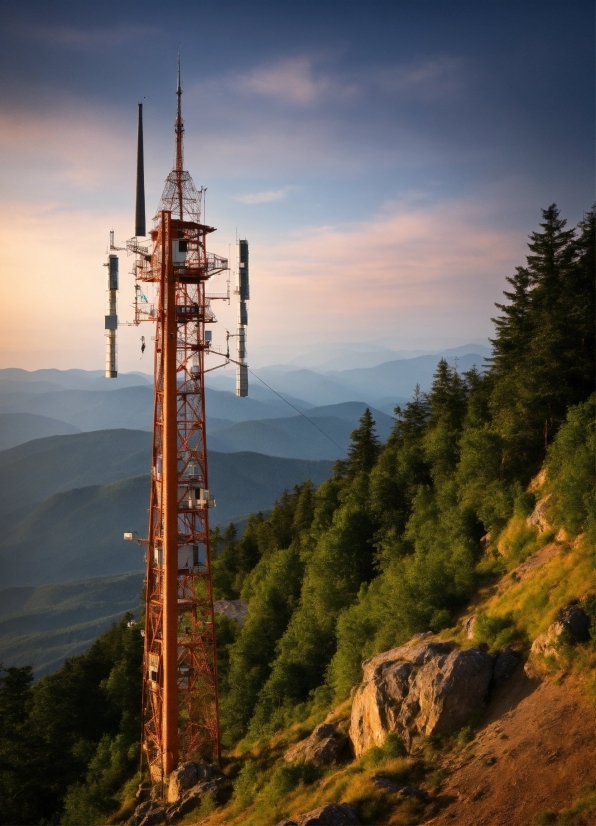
[{"xmin": 0, "ymin": 1, "xmax": 593, "ymax": 370}]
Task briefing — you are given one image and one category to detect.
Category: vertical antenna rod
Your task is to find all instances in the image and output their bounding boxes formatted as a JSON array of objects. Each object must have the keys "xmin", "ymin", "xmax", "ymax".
[
  {"xmin": 236, "ymin": 240, "xmax": 249, "ymax": 396},
  {"xmin": 105, "ymin": 233, "xmax": 118, "ymax": 378},
  {"xmin": 175, "ymin": 53, "xmax": 184, "ymax": 219},
  {"xmin": 136, "ymin": 103, "xmax": 146, "ymax": 237}
]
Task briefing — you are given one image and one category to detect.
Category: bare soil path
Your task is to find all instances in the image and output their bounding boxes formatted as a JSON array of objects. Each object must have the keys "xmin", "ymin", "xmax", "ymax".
[{"xmin": 426, "ymin": 669, "xmax": 596, "ymax": 826}]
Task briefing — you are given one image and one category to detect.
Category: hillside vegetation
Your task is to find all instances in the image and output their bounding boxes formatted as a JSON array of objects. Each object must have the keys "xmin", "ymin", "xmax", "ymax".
[{"xmin": 0, "ymin": 205, "xmax": 594, "ymax": 825}]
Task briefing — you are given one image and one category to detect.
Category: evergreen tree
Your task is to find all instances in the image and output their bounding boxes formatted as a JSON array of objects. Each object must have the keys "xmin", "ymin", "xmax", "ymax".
[
  {"xmin": 345, "ymin": 408, "xmax": 381, "ymax": 479},
  {"xmin": 489, "ymin": 204, "xmax": 593, "ymax": 477}
]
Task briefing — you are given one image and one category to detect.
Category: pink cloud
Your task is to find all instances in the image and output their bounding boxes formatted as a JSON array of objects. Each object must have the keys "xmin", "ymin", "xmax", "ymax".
[{"xmin": 246, "ymin": 196, "xmax": 527, "ymax": 345}]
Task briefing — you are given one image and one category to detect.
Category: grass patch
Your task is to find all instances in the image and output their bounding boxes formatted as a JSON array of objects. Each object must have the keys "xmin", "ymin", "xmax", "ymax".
[
  {"xmin": 497, "ymin": 516, "xmax": 540, "ymax": 565},
  {"xmin": 529, "ymin": 784, "xmax": 596, "ymax": 825},
  {"xmin": 482, "ymin": 535, "xmax": 594, "ymax": 644},
  {"xmin": 472, "ymin": 610, "xmax": 519, "ymax": 653}
]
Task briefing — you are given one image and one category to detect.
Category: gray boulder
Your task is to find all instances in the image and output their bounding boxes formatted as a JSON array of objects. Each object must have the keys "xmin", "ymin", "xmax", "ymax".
[
  {"xmin": 526, "ymin": 494, "xmax": 552, "ymax": 533},
  {"xmin": 349, "ymin": 640, "xmax": 494, "ymax": 756},
  {"xmin": 371, "ymin": 776, "xmax": 426, "ymax": 798},
  {"xmin": 555, "ymin": 605, "xmax": 590, "ymax": 642},
  {"xmin": 166, "ymin": 777, "xmax": 231, "ymax": 822},
  {"xmin": 525, "ymin": 603, "xmax": 591, "ymax": 678},
  {"xmin": 292, "ymin": 803, "xmax": 361, "ymax": 825},
  {"xmin": 131, "ymin": 800, "xmax": 166, "ymax": 826},
  {"xmin": 167, "ymin": 761, "xmax": 217, "ymax": 803},
  {"xmin": 213, "ymin": 598, "xmax": 248, "ymax": 625},
  {"xmin": 135, "ymin": 802, "xmax": 166, "ymax": 826},
  {"xmin": 493, "ymin": 648, "xmax": 519, "ymax": 682},
  {"xmin": 284, "ymin": 723, "xmax": 349, "ymax": 767}
]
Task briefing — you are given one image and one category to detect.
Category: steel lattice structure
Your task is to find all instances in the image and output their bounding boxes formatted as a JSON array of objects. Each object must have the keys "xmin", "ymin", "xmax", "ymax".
[{"xmin": 129, "ymin": 62, "xmax": 228, "ymax": 785}]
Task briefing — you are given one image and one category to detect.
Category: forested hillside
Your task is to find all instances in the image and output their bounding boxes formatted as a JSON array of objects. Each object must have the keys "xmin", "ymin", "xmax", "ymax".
[
  {"xmin": 0, "ymin": 205, "xmax": 594, "ymax": 825},
  {"xmin": 213, "ymin": 204, "xmax": 595, "ymax": 742}
]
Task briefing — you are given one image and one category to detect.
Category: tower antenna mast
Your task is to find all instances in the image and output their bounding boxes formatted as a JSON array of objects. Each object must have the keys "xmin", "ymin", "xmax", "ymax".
[
  {"xmin": 109, "ymin": 61, "xmax": 250, "ymax": 789},
  {"xmin": 106, "ymin": 60, "xmax": 251, "ymax": 791}
]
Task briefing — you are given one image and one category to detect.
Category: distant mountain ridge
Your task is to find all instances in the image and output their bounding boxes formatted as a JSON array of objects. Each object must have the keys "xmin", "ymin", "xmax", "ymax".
[
  {"xmin": 0, "ymin": 572, "xmax": 143, "ymax": 677},
  {"xmin": 0, "ymin": 430, "xmax": 333, "ymax": 588},
  {"xmin": 209, "ymin": 402, "xmax": 394, "ymax": 459}
]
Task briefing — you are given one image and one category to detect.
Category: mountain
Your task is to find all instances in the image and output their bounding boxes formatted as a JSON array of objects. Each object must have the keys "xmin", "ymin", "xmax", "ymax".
[
  {"xmin": 0, "ymin": 572, "xmax": 143, "ymax": 677},
  {"xmin": 0, "ymin": 429, "xmax": 153, "ymax": 518},
  {"xmin": 0, "ymin": 412, "xmax": 81, "ymax": 451},
  {"xmin": 0, "ymin": 383, "xmax": 313, "ymax": 434},
  {"xmin": 0, "ymin": 440, "xmax": 333, "ymax": 587},
  {"xmin": 328, "ymin": 351, "xmax": 488, "ymax": 401},
  {"xmin": 0, "ymin": 386, "xmax": 155, "ymax": 431},
  {"xmin": 0, "ymin": 368, "xmax": 152, "ymax": 392},
  {"xmin": 0, "ymin": 475, "xmax": 150, "ymax": 586},
  {"xmin": 208, "ymin": 403, "xmax": 395, "ymax": 460},
  {"xmin": 251, "ymin": 367, "xmax": 363, "ymax": 406},
  {"xmin": 0, "ymin": 353, "xmax": 491, "ymax": 437},
  {"xmin": 215, "ymin": 349, "xmax": 489, "ymax": 408},
  {"xmin": 205, "ymin": 387, "xmax": 312, "ymax": 421},
  {"xmin": 287, "ymin": 344, "xmax": 402, "ymax": 371}
]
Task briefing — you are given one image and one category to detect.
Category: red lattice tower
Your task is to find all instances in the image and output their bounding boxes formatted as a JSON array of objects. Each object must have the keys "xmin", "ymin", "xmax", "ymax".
[{"xmin": 131, "ymin": 62, "xmax": 229, "ymax": 785}]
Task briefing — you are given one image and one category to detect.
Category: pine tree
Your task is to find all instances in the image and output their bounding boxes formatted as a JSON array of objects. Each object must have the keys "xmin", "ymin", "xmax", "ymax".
[
  {"xmin": 489, "ymin": 204, "xmax": 592, "ymax": 475},
  {"xmin": 346, "ymin": 408, "xmax": 381, "ymax": 478}
]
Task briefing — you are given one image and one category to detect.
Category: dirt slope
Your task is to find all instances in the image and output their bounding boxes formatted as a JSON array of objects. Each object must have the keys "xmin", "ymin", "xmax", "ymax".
[{"xmin": 426, "ymin": 670, "xmax": 596, "ymax": 826}]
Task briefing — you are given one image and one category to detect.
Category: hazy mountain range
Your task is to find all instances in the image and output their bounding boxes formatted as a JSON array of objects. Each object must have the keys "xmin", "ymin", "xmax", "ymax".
[
  {"xmin": 0, "ymin": 343, "xmax": 490, "ymax": 675},
  {"xmin": 0, "ymin": 431, "xmax": 333, "ymax": 587},
  {"xmin": 0, "ymin": 572, "xmax": 143, "ymax": 677}
]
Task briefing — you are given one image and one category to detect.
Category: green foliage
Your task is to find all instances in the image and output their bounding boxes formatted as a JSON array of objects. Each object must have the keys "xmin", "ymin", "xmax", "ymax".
[
  {"xmin": 213, "ymin": 482, "xmax": 317, "ymax": 600},
  {"xmin": 232, "ymin": 760, "xmax": 264, "ymax": 809},
  {"xmin": 472, "ymin": 610, "xmax": 518, "ymax": 653},
  {"xmin": 220, "ymin": 544, "xmax": 305, "ymax": 745},
  {"xmin": 546, "ymin": 394, "xmax": 596, "ymax": 539},
  {"xmin": 346, "ymin": 408, "xmax": 382, "ymax": 478},
  {"xmin": 490, "ymin": 205, "xmax": 595, "ymax": 480},
  {"xmin": 0, "ymin": 614, "xmax": 142, "ymax": 824},
  {"xmin": 248, "ymin": 500, "xmax": 377, "ymax": 735},
  {"xmin": 0, "ymin": 664, "xmax": 49, "ymax": 826},
  {"xmin": 361, "ymin": 733, "xmax": 408, "ymax": 768},
  {"xmin": 260, "ymin": 762, "xmax": 321, "ymax": 807}
]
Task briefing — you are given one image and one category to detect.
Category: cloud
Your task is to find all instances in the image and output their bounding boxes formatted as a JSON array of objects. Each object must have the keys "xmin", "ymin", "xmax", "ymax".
[
  {"xmin": 18, "ymin": 23, "xmax": 157, "ymax": 50},
  {"xmin": 225, "ymin": 54, "xmax": 464, "ymax": 109},
  {"xmin": 0, "ymin": 104, "xmax": 132, "ymax": 191},
  {"xmin": 235, "ymin": 186, "xmax": 296, "ymax": 204},
  {"xmin": 375, "ymin": 57, "xmax": 465, "ymax": 100},
  {"xmin": 237, "ymin": 57, "xmax": 331, "ymax": 105},
  {"xmin": 246, "ymin": 194, "xmax": 528, "ymax": 346}
]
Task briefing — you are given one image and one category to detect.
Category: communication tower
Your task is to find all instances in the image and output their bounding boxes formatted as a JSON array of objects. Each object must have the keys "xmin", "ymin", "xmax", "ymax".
[{"xmin": 106, "ymin": 60, "xmax": 250, "ymax": 786}]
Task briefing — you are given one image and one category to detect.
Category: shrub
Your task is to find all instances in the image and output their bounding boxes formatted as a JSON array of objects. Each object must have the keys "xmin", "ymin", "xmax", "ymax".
[{"xmin": 473, "ymin": 610, "xmax": 517, "ymax": 653}]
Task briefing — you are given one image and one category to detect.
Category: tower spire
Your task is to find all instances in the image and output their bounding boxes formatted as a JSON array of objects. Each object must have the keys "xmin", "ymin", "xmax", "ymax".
[
  {"xmin": 175, "ymin": 52, "xmax": 184, "ymax": 218},
  {"xmin": 157, "ymin": 51, "xmax": 202, "ymax": 223},
  {"xmin": 175, "ymin": 52, "xmax": 184, "ymax": 173}
]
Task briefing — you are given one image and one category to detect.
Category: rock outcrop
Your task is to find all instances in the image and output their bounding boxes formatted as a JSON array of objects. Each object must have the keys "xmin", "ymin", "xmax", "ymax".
[
  {"xmin": 130, "ymin": 769, "xmax": 231, "ymax": 826},
  {"xmin": 166, "ymin": 778, "xmax": 231, "ymax": 822},
  {"xmin": 525, "ymin": 603, "xmax": 591, "ymax": 678},
  {"xmin": 284, "ymin": 722, "xmax": 349, "ymax": 766},
  {"xmin": 213, "ymin": 599, "xmax": 248, "ymax": 625},
  {"xmin": 349, "ymin": 640, "xmax": 494, "ymax": 756},
  {"xmin": 493, "ymin": 648, "xmax": 519, "ymax": 682},
  {"xmin": 167, "ymin": 761, "xmax": 217, "ymax": 803},
  {"xmin": 131, "ymin": 801, "xmax": 166, "ymax": 826},
  {"xmin": 276, "ymin": 803, "xmax": 361, "ymax": 825},
  {"xmin": 371, "ymin": 776, "xmax": 426, "ymax": 798},
  {"xmin": 526, "ymin": 495, "xmax": 552, "ymax": 533}
]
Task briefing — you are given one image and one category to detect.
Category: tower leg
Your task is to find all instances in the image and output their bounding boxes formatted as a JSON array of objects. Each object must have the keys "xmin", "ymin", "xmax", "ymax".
[{"xmin": 161, "ymin": 211, "xmax": 179, "ymax": 776}]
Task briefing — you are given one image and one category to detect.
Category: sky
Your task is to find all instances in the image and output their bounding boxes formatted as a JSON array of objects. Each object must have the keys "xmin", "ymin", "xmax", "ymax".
[{"xmin": 0, "ymin": 0, "xmax": 593, "ymax": 372}]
